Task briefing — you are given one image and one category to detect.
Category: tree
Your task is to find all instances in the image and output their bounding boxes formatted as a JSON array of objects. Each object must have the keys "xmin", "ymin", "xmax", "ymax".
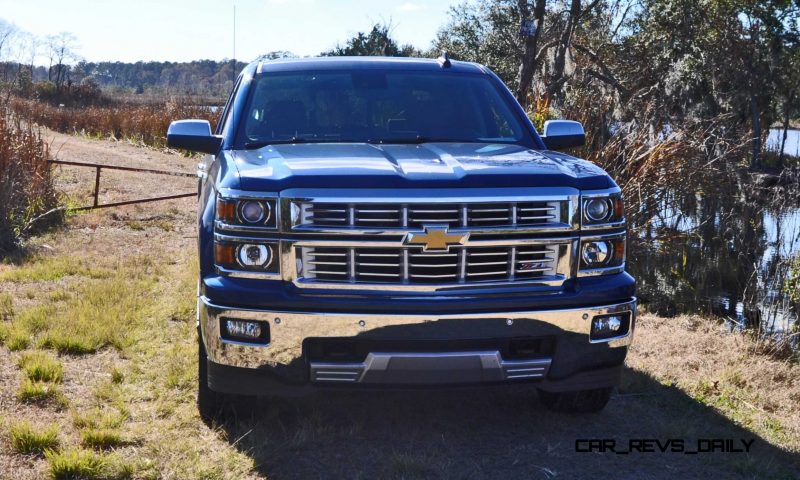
[
  {"xmin": 432, "ymin": 0, "xmax": 597, "ymax": 103},
  {"xmin": 0, "ymin": 19, "xmax": 16, "ymax": 61},
  {"xmin": 515, "ymin": 0, "xmax": 546, "ymax": 103},
  {"xmin": 46, "ymin": 32, "xmax": 78, "ymax": 92},
  {"xmin": 433, "ymin": 1, "xmax": 523, "ymax": 84},
  {"xmin": 324, "ymin": 23, "xmax": 420, "ymax": 57}
]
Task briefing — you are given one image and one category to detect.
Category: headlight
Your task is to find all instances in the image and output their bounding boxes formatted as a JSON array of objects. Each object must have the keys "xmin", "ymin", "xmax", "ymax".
[
  {"xmin": 240, "ymin": 201, "xmax": 268, "ymax": 224},
  {"xmin": 580, "ymin": 236, "xmax": 625, "ymax": 272},
  {"xmin": 238, "ymin": 244, "xmax": 271, "ymax": 267},
  {"xmin": 585, "ymin": 198, "xmax": 611, "ymax": 222},
  {"xmin": 216, "ymin": 196, "xmax": 277, "ymax": 229},
  {"xmin": 215, "ymin": 241, "xmax": 279, "ymax": 274},
  {"xmin": 582, "ymin": 240, "xmax": 610, "ymax": 266},
  {"xmin": 582, "ymin": 194, "xmax": 624, "ymax": 226}
]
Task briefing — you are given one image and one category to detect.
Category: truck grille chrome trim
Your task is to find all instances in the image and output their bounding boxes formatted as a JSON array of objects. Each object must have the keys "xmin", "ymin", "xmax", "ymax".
[
  {"xmin": 297, "ymin": 244, "xmax": 564, "ymax": 286},
  {"xmin": 281, "ymin": 189, "xmax": 581, "ymax": 235},
  {"xmin": 298, "ymin": 201, "xmax": 562, "ymax": 229}
]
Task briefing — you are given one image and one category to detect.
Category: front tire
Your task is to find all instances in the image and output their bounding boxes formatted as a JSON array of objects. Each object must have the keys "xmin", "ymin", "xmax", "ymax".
[
  {"xmin": 537, "ymin": 387, "xmax": 612, "ymax": 413},
  {"xmin": 197, "ymin": 329, "xmax": 224, "ymax": 423}
]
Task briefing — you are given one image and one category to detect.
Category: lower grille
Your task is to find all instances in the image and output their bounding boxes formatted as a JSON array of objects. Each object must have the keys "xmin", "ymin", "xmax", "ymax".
[
  {"xmin": 309, "ymin": 352, "xmax": 552, "ymax": 384},
  {"xmin": 298, "ymin": 244, "xmax": 563, "ymax": 285}
]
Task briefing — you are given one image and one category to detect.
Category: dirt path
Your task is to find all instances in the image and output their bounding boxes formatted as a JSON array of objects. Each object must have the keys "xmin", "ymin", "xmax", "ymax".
[{"xmin": 1, "ymin": 134, "xmax": 798, "ymax": 479}]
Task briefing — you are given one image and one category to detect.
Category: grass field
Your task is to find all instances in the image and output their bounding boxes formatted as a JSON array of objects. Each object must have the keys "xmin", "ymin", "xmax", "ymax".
[{"xmin": 0, "ymin": 131, "xmax": 798, "ymax": 479}]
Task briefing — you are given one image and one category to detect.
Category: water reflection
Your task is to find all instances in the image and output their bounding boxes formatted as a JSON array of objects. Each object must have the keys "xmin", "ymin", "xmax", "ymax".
[
  {"xmin": 628, "ymin": 176, "xmax": 799, "ymax": 346},
  {"xmin": 766, "ymin": 128, "xmax": 800, "ymax": 158}
]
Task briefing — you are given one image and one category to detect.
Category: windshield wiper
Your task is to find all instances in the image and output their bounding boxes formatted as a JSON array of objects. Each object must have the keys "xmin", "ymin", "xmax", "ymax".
[{"xmin": 244, "ymin": 137, "xmax": 311, "ymax": 149}]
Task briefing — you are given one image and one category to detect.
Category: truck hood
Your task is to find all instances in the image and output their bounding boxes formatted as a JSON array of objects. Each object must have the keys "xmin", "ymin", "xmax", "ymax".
[{"xmin": 229, "ymin": 142, "xmax": 612, "ymax": 191}]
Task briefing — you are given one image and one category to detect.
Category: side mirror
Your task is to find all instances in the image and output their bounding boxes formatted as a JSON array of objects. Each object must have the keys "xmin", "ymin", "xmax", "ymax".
[
  {"xmin": 541, "ymin": 120, "xmax": 585, "ymax": 150},
  {"xmin": 167, "ymin": 119, "xmax": 222, "ymax": 154}
]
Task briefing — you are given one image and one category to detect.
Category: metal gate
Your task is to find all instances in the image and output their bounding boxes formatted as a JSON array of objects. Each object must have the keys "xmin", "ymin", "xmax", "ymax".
[{"xmin": 49, "ymin": 159, "xmax": 196, "ymax": 211}]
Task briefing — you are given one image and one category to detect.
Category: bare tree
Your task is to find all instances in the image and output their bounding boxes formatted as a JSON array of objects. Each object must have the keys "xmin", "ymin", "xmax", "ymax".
[
  {"xmin": 0, "ymin": 19, "xmax": 17, "ymax": 59},
  {"xmin": 46, "ymin": 32, "xmax": 78, "ymax": 92},
  {"xmin": 0, "ymin": 19, "xmax": 18, "ymax": 82}
]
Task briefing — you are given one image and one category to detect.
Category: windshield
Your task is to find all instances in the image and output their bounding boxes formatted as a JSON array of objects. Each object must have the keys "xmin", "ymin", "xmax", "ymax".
[{"xmin": 237, "ymin": 70, "xmax": 531, "ymax": 147}]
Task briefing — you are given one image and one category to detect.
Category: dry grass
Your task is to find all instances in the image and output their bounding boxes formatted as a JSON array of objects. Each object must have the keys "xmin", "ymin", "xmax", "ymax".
[
  {"xmin": 627, "ymin": 313, "xmax": 800, "ymax": 450},
  {"xmin": 17, "ymin": 379, "xmax": 67, "ymax": 407},
  {"xmin": 2, "ymin": 255, "xmax": 160, "ymax": 355},
  {"xmin": 45, "ymin": 448, "xmax": 134, "ymax": 480},
  {"xmin": 80, "ymin": 429, "xmax": 124, "ymax": 450},
  {"xmin": 0, "ymin": 255, "xmax": 113, "ymax": 283},
  {"xmin": 10, "ymin": 97, "xmax": 218, "ymax": 150},
  {"xmin": 528, "ymin": 91, "xmax": 749, "ymax": 230},
  {"xmin": 0, "ymin": 292, "xmax": 13, "ymax": 321},
  {"xmin": 7, "ymin": 421, "xmax": 60, "ymax": 455},
  {"xmin": 17, "ymin": 351, "xmax": 63, "ymax": 383},
  {"xmin": 0, "ymin": 103, "xmax": 60, "ymax": 253}
]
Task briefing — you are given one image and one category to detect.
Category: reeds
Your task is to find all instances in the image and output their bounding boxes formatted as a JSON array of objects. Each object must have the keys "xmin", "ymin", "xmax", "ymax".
[
  {"xmin": 0, "ymin": 101, "xmax": 60, "ymax": 253},
  {"xmin": 9, "ymin": 98, "xmax": 218, "ymax": 149}
]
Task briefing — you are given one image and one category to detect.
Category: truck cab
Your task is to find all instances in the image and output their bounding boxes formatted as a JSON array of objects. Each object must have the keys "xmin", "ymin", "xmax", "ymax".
[{"xmin": 167, "ymin": 56, "xmax": 636, "ymax": 419}]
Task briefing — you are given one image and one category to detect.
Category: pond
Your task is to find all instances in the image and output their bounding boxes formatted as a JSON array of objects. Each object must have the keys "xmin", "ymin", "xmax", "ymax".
[
  {"xmin": 766, "ymin": 128, "xmax": 800, "ymax": 158},
  {"xmin": 628, "ymin": 161, "xmax": 799, "ymax": 346}
]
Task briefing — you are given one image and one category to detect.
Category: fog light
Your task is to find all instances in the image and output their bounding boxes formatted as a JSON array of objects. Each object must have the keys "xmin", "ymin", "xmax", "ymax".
[
  {"xmin": 590, "ymin": 314, "xmax": 629, "ymax": 340},
  {"xmin": 238, "ymin": 244, "xmax": 271, "ymax": 267},
  {"xmin": 582, "ymin": 241, "xmax": 610, "ymax": 266},
  {"xmin": 221, "ymin": 318, "xmax": 269, "ymax": 343},
  {"xmin": 227, "ymin": 320, "xmax": 261, "ymax": 338}
]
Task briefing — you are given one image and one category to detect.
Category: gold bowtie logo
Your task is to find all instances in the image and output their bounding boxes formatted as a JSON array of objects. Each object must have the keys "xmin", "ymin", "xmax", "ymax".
[{"xmin": 403, "ymin": 226, "xmax": 469, "ymax": 251}]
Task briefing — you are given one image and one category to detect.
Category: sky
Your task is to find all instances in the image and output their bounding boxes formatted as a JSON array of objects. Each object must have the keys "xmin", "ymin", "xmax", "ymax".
[{"xmin": 0, "ymin": 0, "xmax": 457, "ymax": 64}]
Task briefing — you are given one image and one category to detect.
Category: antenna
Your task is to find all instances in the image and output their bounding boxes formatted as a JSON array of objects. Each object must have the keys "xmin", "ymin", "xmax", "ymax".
[{"xmin": 437, "ymin": 51, "xmax": 451, "ymax": 68}]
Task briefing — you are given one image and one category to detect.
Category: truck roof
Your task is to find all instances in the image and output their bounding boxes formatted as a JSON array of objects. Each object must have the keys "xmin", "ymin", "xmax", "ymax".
[{"xmin": 251, "ymin": 56, "xmax": 488, "ymax": 75}]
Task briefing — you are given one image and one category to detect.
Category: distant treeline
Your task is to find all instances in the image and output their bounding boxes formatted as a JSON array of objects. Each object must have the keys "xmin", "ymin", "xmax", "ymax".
[{"xmin": 0, "ymin": 59, "xmax": 254, "ymax": 98}]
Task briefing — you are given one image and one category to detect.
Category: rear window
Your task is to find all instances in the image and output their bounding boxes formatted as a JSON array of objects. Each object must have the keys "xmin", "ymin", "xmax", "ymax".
[{"xmin": 237, "ymin": 70, "xmax": 529, "ymax": 146}]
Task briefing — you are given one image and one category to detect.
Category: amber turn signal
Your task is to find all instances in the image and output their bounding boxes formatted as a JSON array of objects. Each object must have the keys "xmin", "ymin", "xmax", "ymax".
[
  {"xmin": 613, "ymin": 237, "xmax": 626, "ymax": 260},
  {"xmin": 214, "ymin": 243, "xmax": 237, "ymax": 266},
  {"xmin": 612, "ymin": 196, "xmax": 624, "ymax": 219},
  {"xmin": 216, "ymin": 198, "xmax": 237, "ymax": 223}
]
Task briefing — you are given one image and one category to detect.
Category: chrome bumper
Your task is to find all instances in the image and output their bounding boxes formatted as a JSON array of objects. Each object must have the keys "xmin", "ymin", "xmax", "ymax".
[{"xmin": 199, "ymin": 297, "xmax": 636, "ymax": 386}]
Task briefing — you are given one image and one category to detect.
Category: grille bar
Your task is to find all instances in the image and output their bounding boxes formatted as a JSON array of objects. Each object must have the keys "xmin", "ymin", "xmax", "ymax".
[
  {"xmin": 299, "ymin": 200, "xmax": 565, "ymax": 229},
  {"xmin": 299, "ymin": 244, "xmax": 562, "ymax": 285}
]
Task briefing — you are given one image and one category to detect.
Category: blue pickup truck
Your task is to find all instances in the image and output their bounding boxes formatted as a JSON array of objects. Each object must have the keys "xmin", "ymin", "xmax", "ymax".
[{"xmin": 167, "ymin": 55, "xmax": 636, "ymax": 420}]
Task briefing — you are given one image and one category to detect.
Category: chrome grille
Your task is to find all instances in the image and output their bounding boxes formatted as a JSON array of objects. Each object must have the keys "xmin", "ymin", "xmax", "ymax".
[
  {"xmin": 297, "ymin": 201, "xmax": 563, "ymax": 229},
  {"xmin": 298, "ymin": 244, "xmax": 562, "ymax": 285}
]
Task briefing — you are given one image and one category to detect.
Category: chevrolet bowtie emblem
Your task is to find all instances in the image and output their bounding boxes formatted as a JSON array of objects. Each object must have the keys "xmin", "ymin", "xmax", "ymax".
[{"xmin": 403, "ymin": 226, "xmax": 469, "ymax": 251}]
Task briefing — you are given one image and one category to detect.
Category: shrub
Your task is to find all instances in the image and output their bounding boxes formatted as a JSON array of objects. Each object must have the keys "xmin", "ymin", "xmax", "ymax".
[{"xmin": 0, "ymin": 103, "xmax": 61, "ymax": 253}]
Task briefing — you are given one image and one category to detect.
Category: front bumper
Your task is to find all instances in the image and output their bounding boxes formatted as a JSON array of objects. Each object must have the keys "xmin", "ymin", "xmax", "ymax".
[{"xmin": 199, "ymin": 296, "xmax": 636, "ymax": 391}]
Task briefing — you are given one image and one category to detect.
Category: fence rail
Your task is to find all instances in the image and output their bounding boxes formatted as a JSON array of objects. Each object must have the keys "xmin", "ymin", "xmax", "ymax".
[{"xmin": 49, "ymin": 159, "xmax": 196, "ymax": 211}]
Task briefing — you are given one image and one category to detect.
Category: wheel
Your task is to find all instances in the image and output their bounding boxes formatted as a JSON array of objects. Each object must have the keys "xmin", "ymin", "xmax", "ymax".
[
  {"xmin": 537, "ymin": 387, "xmax": 613, "ymax": 413},
  {"xmin": 197, "ymin": 329, "xmax": 224, "ymax": 423}
]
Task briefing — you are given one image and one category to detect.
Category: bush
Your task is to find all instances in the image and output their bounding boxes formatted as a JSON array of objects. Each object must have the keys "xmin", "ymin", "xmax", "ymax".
[{"xmin": 0, "ymin": 103, "xmax": 61, "ymax": 253}]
